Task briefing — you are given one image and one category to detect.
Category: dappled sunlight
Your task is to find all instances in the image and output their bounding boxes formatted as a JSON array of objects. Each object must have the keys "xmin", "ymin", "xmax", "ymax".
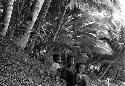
[
  {"xmin": 90, "ymin": 11, "xmax": 106, "ymax": 19},
  {"xmin": 95, "ymin": 40, "xmax": 113, "ymax": 55},
  {"xmin": 115, "ymin": 0, "xmax": 125, "ymax": 25},
  {"xmin": 0, "ymin": 0, "xmax": 125, "ymax": 86}
]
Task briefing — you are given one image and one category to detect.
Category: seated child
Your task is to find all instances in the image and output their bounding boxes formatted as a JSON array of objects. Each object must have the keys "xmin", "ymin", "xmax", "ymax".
[
  {"xmin": 51, "ymin": 54, "xmax": 62, "ymax": 82},
  {"xmin": 60, "ymin": 55, "xmax": 77, "ymax": 86},
  {"xmin": 75, "ymin": 63, "xmax": 86, "ymax": 86}
]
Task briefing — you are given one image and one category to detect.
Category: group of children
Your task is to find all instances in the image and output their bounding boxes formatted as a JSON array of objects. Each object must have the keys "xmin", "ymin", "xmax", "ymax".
[{"xmin": 51, "ymin": 53, "xmax": 87, "ymax": 86}]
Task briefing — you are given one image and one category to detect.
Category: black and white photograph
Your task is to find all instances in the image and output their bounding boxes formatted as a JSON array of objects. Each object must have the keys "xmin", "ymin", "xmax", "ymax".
[{"xmin": 0, "ymin": 0, "xmax": 125, "ymax": 86}]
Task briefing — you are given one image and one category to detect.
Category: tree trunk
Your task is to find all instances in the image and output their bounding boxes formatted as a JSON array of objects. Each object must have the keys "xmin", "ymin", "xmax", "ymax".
[
  {"xmin": 53, "ymin": 4, "xmax": 68, "ymax": 41},
  {"xmin": 1, "ymin": 0, "xmax": 14, "ymax": 37},
  {"xmin": 122, "ymin": 26, "xmax": 125, "ymax": 44},
  {"xmin": 122, "ymin": 26, "xmax": 125, "ymax": 71},
  {"xmin": 31, "ymin": 0, "xmax": 52, "ymax": 52},
  {"xmin": 17, "ymin": 0, "xmax": 45, "ymax": 49},
  {"xmin": 120, "ymin": 25, "xmax": 125, "ymax": 70}
]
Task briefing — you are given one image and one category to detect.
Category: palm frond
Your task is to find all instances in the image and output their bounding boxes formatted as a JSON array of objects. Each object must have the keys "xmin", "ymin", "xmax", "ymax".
[{"xmin": 77, "ymin": 0, "xmax": 120, "ymax": 11}]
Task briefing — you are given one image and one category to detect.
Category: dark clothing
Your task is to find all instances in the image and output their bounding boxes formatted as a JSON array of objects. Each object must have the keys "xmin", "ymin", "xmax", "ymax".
[
  {"xmin": 60, "ymin": 65, "xmax": 87, "ymax": 86},
  {"xmin": 60, "ymin": 66, "xmax": 77, "ymax": 86},
  {"xmin": 66, "ymin": 71, "xmax": 77, "ymax": 85},
  {"xmin": 77, "ymin": 77, "xmax": 86, "ymax": 86}
]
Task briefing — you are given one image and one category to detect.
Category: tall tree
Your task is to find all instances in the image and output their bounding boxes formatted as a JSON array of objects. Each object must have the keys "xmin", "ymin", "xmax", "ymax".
[
  {"xmin": 1, "ymin": 0, "xmax": 14, "ymax": 37},
  {"xmin": 17, "ymin": 0, "xmax": 45, "ymax": 49}
]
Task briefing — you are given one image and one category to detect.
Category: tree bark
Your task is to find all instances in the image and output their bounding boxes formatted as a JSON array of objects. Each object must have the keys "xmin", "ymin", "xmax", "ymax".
[
  {"xmin": 53, "ymin": 4, "xmax": 68, "ymax": 41},
  {"xmin": 1, "ymin": 0, "xmax": 14, "ymax": 37},
  {"xmin": 119, "ymin": 25, "xmax": 125, "ymax": 70},
  {"xmin": 17, "ymin": 0, "xmax": 45, "ymax": 49},
  {"xmin": 30, "ymin": 0, "xmax": 52, "ymax": 52},
  {"xmin": 122, "ymin": 26, "xmax": 125, "ymax": 71}
]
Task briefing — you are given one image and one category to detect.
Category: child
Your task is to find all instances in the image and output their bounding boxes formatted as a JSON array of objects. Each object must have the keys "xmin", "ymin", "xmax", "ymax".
[
  {"xmin": 51, "ymin": 54, "xmax": 62, "ymax": 82},
  {"xmin": 52, "ymin": 54, "xmax": 61, "ymax": 70},
  {"xmin": 75, "ymin": 63, "xmax": 86, "ymax": 86},
  {"xmin": 60, "ymin": 55, "xmax": 77, "ymax": 86}
]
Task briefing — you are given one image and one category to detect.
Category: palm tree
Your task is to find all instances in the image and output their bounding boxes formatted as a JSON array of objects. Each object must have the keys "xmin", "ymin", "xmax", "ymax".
[
  {"xmin": 17, "ymin": 0, "xmax": 45, "ymax": 49},
  {"xmin": 1, "ymin": 0, "xmax": 14, "ymax": 37},
  {"xmin": 30, "ymin": 0, "xmax": 52, "ymax": 52}
]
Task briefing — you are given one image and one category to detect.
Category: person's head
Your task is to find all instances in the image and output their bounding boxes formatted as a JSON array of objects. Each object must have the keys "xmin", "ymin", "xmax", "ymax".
[
  {"xmin": 53, "ymin": 54, "xmax": 61, "ymax": 63},
  {"xmin": 75, "ymin": 63, "xmax": 85, "ymax": 73}
]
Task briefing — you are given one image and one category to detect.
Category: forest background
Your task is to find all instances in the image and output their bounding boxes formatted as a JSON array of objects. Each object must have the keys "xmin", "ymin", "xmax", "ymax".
[{"xmin": 0, "ymin": 0, "xmax": 125, "ymax": 86}]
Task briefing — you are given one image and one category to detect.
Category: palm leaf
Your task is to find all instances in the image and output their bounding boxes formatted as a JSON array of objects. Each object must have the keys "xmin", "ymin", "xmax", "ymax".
[
  {"xmin": 57, "ymin": 29, "xmax": 113, "ymax": 55},
  {"xmin": 95, "ymin": 40, "xmax": 113, "ymax": 54},
  {"xmin": 77, "ymin": 0, "xmax": 120, "ymax": 12}
]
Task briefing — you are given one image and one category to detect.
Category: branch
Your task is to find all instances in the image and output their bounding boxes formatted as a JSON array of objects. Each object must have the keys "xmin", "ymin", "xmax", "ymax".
[{"xmin": 53, "ymin": 4, "xmax": 69, "ymax": 41}]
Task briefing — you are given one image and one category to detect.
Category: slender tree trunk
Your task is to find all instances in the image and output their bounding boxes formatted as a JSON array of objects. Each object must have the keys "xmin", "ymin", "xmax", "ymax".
[
  {"xmin": 121, "ymin": 26, "xmax": 125, "ymax": 70},
  {"xmin": 119, "ymin": 25, "xmax": 125, "ymax": 70},
  {"xmin": 122, "ymin": 26, "xmax": 125, "ymax": 44},
  {"xmin": 1, "ymin": 0, "xmax": 14, "ymax": 37},
  {"xmin": 123, "ymin": 46, "xmax": 125, "ymax": 70},
  {"xmin": 53, "ymin": 4, "xmax": 69, "ymax": 41},
  {"xmin": 17, "ymin": 0, "xmax": 45, "ymax": 49},
  {"xmin": 31, "ymin": 0, "xmax": 52, "ymax": 52}
]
